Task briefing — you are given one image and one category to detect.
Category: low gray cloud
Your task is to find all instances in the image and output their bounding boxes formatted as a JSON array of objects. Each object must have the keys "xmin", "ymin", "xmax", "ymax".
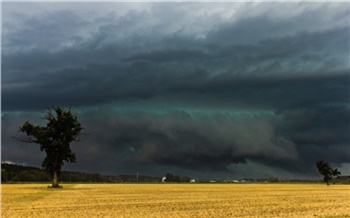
[
  {"xmin": 4, "ymin": 104, "xmax": 348, "ymax": 178},
  {"xmin": 123, "ymin": 48, "xmax": 211, "ymax": 63}
]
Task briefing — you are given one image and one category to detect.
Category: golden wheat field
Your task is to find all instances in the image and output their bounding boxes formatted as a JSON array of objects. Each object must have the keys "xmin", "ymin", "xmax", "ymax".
[{"xmin": 1, "ymin": 183, "xmax": 349, "ymax": 218}]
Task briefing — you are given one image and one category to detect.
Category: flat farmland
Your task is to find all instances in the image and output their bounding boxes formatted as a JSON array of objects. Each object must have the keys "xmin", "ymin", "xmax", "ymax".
[{"xmin": 2, "ymin": 183, "xmax": 349, "ymax": 217}]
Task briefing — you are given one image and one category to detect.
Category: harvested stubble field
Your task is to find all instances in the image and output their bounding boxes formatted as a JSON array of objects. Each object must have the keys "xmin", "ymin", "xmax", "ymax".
[{"xmin": 1, "ymin": 183, "xmax": 349, "ymax": 218}]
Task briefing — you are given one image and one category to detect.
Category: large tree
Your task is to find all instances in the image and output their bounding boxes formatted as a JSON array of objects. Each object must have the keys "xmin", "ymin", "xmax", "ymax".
[
  {"xmin": 19, "ymin": 106, "xmax": 83, "ymax": 188},
  {"xmin": 316, "ymin": 160, "xmax": 341, "ymax": 186}
]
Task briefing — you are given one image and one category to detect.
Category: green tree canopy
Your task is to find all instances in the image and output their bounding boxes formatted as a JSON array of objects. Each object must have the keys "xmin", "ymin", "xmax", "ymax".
[
  {"xmin": 316, "ymin": 160, "xmax": 341, "ymax": 186},
  {"xmin": 19, "ymin": 106, "xmax": 83, "ymax": 188}
]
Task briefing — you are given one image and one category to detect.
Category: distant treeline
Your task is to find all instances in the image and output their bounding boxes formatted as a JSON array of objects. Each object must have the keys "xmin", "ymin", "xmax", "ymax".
[
  {"xmin": 3, "ymin": 163, "xmax": 348, "ymax": 184},
  {"xmin": 164, "ymin": 173, "xmax": 191, "ymax": 183},
  {"xmin": 1, "ymin": 163, "xmax": 161, "ymax": 183}
]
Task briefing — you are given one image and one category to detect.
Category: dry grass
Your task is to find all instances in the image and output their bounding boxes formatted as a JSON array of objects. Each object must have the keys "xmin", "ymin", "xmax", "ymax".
[{"xmin": 2, "ymin": 183, "xmax": 350, "ymax": 217}]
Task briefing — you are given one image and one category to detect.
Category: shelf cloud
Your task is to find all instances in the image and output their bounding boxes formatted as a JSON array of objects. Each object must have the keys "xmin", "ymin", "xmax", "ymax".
[{"xmin": 2, "ymin": 2, "xmax": 349, "ymax": 179}]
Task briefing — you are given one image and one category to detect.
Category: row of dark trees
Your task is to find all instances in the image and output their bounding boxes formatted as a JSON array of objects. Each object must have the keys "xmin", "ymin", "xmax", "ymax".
[
  {"xmin": 1, "ymin": 163, "xmax": 102, "ymax": 183},
  {"xmin": 1, "ymin": 163, "xmax": 162, "ymax": 183},
  {"xmin": 2, "ymin": 168, "xmax": 50, "ymax": 182},
  {"xmin": 2, "ymin": 161, "xmax": 343, "ymax": 185},
  {"xmin": 165, "ymin": 173, "xmax": 191, "ymax": 183}
]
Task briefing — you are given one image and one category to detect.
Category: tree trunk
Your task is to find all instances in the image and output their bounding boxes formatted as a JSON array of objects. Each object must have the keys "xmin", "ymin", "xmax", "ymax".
[
  {"xmin": 324, "ymin": 176, "xmax": 330, "ymax": 186},
  {"xmin": 52, "ymin": 171, "xmax": 59, "ymax": 188}
]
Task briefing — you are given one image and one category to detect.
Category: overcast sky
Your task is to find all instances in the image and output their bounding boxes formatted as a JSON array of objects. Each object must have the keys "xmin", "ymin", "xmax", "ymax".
[{"xmin": 2, "ymin": 2, "xmax": 350, "ymax": 180}]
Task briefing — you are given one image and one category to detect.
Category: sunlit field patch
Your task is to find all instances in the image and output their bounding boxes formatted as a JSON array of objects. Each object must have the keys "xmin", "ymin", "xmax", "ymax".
[{"xmin": 2, "ymin": 183, "xmax": 349, "ymax": 217}]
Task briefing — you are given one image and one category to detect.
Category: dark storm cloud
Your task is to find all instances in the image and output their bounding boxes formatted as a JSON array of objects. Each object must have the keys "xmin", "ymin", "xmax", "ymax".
[
  {"xmin": 70, "ymin": 110, "xmax": 297, "ymax": 172},
  {"xmin": 3, "ymin": 6, "xmax": 348, "ymax": 109},
  {"xmin": 280, "ymin": 106, "xmax": 350, "ymax": 172},
  {"xmin": 62, "ymin": 104, "xmax": 349, "ymax": 175},
  {"xmin": 3, "ymin": 62, "xmax": 349, "ymax": 112},
  {"xmin": 4, "ymin": 104, "xmax": 348, "ymax": 177},
  {"xmin": 3, "ymin": 9, "xmax": 90, "ymax": 53},
  {"xmin": 2, "ymin": 2, "xmax": 350, "ymax": 179},
  {"xmin": 123, "ymin": 48, "xmax": 210, "ymax": 63}
]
